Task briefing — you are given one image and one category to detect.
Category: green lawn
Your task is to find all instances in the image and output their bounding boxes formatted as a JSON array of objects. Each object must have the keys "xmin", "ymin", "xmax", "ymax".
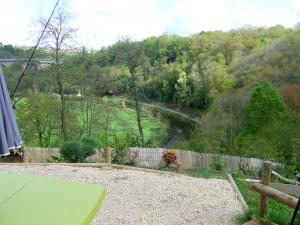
[
  {"xmin": 99, "ymin": 105, "xmax": 170, "ymax": 146},
  {"xmin": 17, "ymin": 96, "xmax": 170, "ymax": 148}
]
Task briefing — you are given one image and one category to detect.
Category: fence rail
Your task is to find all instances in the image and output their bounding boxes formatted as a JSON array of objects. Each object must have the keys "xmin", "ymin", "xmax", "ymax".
[
  {"xmin": 250, "ymin": 161, "xmax": 300, "ymax": 219},
  {"xmin": 22, "ymin": 147, "xmax": 281, "ymax": 171}
]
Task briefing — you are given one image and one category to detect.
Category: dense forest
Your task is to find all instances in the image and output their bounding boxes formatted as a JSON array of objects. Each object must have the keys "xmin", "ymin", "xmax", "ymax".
[{"xmin": 1, "ymin": 25, "xmax": 300, "ymax": 169}]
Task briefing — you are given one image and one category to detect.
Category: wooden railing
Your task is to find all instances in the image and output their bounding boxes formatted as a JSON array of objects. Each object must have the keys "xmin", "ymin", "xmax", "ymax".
[{"xmin": 250, "ymin": 161, "xmax": 300, "ymax": 218}]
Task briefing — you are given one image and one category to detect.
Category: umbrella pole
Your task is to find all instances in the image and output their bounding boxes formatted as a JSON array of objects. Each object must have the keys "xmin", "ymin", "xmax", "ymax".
[{"xmin": 290, "ymin": 196, "xmax": 300, "ymax": 225}]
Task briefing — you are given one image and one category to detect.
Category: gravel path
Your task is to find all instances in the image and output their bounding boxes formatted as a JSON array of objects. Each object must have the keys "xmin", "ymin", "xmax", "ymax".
[{"xmin": 0, "ymin": 165, "xmax": 242, "ymax": 225}]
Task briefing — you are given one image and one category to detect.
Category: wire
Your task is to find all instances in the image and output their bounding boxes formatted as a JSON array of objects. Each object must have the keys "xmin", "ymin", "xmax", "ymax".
[{"xmin": 10, "ymin": 0, "xmax": 60, "ymax": 100}]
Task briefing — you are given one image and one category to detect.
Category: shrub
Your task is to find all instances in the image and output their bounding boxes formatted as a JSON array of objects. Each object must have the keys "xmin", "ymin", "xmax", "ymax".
[
  {"xmin": 211, "ymin": 154, "xmax": 224, "ymax": 171},
  {"xmin": 162, "ymin": 150, "xmax": 177, "ymax": 166},
  {"xmin": 81, "ymin": 136, "xmax": 97, "ymax": 159},
  {"xmin": 99, "ymin": 132, "xmax": 140, "ymax": 164},
  {"xmin": 47, "ymin": 156, "xmax": 65, "ymax": 163},
  {"xmin": 111, "ymin": 133, "xmax": 132, "ymax": 164},
  {"xmin": 60, "ymin": 137, "xmax": 97, "ymax": 163},
  {"xmin": 60, "ymin": 141, "xmax": 83, "ymax": 163}
]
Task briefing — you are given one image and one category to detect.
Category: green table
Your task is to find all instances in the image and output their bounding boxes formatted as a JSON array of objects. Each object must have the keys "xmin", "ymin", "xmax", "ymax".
[{"xmin": 0, "ymin": 173, "xmax": 106, "ymax": 225}]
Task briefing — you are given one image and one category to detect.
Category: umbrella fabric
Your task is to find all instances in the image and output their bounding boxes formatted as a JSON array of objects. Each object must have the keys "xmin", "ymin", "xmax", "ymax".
[{"xmin": 0, "ymin": 65, "xmax": 22, "ymax": 156}]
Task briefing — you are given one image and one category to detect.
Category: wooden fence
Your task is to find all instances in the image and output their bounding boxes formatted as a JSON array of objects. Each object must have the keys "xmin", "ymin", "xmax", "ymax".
[
  {"xmin": 23, "ymin": 148, "xmax": 104, "ymax": 163},
  {"xmin": 23, "ymin": 147, "xmax": 281, "ymax": 171},
  {"xmin": 129, "ymin": 147, "xmax": 282, "ymax": 171},
  {"xmin": 250, "ymin": 161, "xmax": 300, "ymax": 221}
]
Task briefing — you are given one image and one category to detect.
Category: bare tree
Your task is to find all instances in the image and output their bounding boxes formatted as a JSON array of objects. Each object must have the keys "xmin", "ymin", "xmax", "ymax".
[
  {"xmin": 37, "ymin": 2, "xmax": 77, "ymax": 140},
  {"xmin": 117, "ymin": 38, "xmax": 145, "ymax": 146}
]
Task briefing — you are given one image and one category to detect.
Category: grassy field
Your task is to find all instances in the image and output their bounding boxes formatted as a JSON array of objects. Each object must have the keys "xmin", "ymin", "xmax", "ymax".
[
  {"xmin": 16, "ymin": 96, "xmax": 170, "ymax": 148},
  {"xmin": 95, "ymin": 104, "xmax": 170, "ymax": 146}
]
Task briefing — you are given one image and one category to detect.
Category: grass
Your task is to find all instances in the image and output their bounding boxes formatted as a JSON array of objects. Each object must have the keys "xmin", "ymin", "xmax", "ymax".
[
  {"xmin": 185, "ymin": 168, "xmax": 228, "ymax": 179},
  {"xmin": 235, "ymin": 208, "xmax": 255, "ymax": 225},
  {"xmin": 106, "ymin": 106, "xmax": 169, "ymax": 146},
  {"xmin": 234, "ymin": 172, "xmax": 300, "ymax": 225},
  {"xmin": 18, "ymin": 96, "xmax": 170, "ymax": 148},
  {"xmin": 72, "ymin": 99, "xmax": 170, "ymax": 147},
  {"xmin": 159, "ymin": 166, "xmax": 228, "ymax": 179}
]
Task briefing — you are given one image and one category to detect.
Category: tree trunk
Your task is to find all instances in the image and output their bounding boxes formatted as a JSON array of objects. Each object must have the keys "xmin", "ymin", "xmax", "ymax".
[
  {"xmin": 55, "ymin": 57, "xmax": 67, "ymax": 140},
  {"xmin": 59, "ymin": 80, "xmax": 67, "ymax": 140},
  {"xmin": 131, "ymin": 72, "xmax": 144, "ymax": 146}
]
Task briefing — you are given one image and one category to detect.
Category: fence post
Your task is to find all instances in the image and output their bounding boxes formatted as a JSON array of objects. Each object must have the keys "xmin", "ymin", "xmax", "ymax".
[
  {"xmin": 260, "ymin": 161, "xmax": 272, "ymax": 217},
  {"xmin": 176, "ymin": 162, "xmax": 182, "ymax": 174},
  {"xmin": 104, "ymin": 147, "xmax": 112, "ymax": 164}
]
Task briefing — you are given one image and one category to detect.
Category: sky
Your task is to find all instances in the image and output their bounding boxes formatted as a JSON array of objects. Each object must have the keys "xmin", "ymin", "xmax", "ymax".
[{"xmin": 0, "ymin": 0, "xmax": 300, "ymax": 49}]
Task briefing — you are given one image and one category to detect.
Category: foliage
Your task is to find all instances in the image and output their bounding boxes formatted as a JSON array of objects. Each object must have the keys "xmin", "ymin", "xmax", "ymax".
[
  {"xmin": 47, "ymin": 156, "xmax": 65, "ymax": 163},
  {"xmin": 60, "ymin": 141, "xmax": 83, "ymax": 163},
  {"xmin": 281, "ymin": 84, "xmax": 300, "ymax": 112},
  {"xmin": 175, "ymin": 71, "xmax": 189, "ymax": 105},
  {"xmin": 211, "ymin": 154, "xmax": 224, "ymax": 171},
  {"xmin": 16, "ymin": 94, "xmax": 61, "ymax": 147},
  {"xmin": 16, "ymin": 96, "xmax": 169, "ymax": 148},
  {"xmin": 3, "ymin": 25, "xmax": 300, "ymax": 168},
  {"xmin": 162, "ymin": 150, "xmax": 177, "ymax": 166},
  {"xmin": 187, "ymin": 85, "xmax": 211, "ymax": 110},
  {"xmin": 60, "ymin": 137, "xmax": 97, "ymax": 163},
  {"xmin": 242, "ymin": 81, "xmax": 287, "ymax": 135},
  {"xmin": 80, "ymin": 136, "xmax": 97, "ymax": 159},
  {"xmin": 235, "ymin": 82, "xmax": 295, "ymax": 163},
  {"xmin": 99, "ymin": 131, "xmax": 141, "ymax": 164},
  {"xmin": 112, "ymin": 132, "xmax": 139, "ymax": 164}
]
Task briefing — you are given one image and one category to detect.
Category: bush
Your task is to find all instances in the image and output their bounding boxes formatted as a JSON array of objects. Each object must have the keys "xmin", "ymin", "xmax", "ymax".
[
  {"xmin": 60, "ymin": 137, "xmax": 97, "ymax": 163},
  {"xmin": 99, "ymin": 132, "xmax": 140, "ymax": 164},
  {"xmin": 211, "ymin": 154, "xmax": 224, "ymax": 171},
  {"xmin": 112, "ymin": 133, "xmax": 136, "ymax": 164},
  {"xmin": 81, "ymin": 136, "xmax": 97, "ymax": 158},
  {"xmin": 162, "ymin": 150, "xmax": 177, "ymax": 166},
  {"xmin": 60, "ymin": 141, "xmax": 83, "ymax": 163}
]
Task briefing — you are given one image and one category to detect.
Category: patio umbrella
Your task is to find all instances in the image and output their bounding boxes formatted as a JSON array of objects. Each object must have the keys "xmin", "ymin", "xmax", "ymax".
[{"xmin": 0, "ymin": 65, "xmax": 22, "ymax": 156}]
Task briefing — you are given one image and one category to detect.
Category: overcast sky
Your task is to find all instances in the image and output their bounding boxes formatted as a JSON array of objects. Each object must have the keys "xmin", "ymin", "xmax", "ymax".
[{"xmin": 1, "ymin": 0, "xmax": 300, "ymax": 49}]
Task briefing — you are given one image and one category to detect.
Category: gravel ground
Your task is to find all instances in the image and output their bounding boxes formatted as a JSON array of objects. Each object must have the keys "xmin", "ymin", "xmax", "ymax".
[{"xmin": 0, "ymin": 165, "xmax": 242, "ymax": 225}]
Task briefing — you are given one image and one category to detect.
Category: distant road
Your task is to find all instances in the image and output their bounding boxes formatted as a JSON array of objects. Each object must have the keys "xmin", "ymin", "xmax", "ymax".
[
  {"xmin": 0, "ymin": 58, "xmax": 57, "ymax": 64},
  {"xmin": 113, "ymin": 98, "xmax": 201, "ymax": 125}
]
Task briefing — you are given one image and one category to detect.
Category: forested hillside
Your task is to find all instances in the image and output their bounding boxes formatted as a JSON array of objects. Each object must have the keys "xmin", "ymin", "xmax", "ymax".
[{"xmin": 1, "ymin": 25, "xmax": 299, "ymax": 169}]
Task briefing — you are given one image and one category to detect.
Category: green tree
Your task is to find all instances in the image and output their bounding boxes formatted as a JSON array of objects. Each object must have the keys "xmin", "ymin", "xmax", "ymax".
[
  {"xmin": 175, "ymin": 71, "xmax": 189, "ymax": 105},
  {"xmin": 243, "ymin": 81, "xmax": 287, "ymax": 135},
  {"xmin": 116, "ymin": 38, "xmax": 146, "ymax": 146},
  {"xmin": 237, "ymin": 82, "xmax": 290, "ymax": 161},
  {"xmin": 188, "ymin": 85, "xmax": 211, "ymax": 110},
  {"xmin": 37, "ymin": 2, "xmax": 77, "ymax": 140},
  {"xmin": 16, "ymin": 94, "xmax": 61, "ymax": 147}
]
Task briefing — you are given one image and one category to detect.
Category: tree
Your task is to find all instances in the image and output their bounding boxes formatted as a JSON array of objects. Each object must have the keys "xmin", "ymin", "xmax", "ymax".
[
  {"xmin": 237, "ymin": 82, "xmax": 289, "ymax": 161},
  {"xmin": 37, "ymin": 2, "xmax": 77, "ymax": 140},
  {"xmin": 175, "ymin": 71, "xmax": 189, "ymax": 105},
  {"xmin": 116, "ymin": 38, "xmax": 146, "ymax": 146},
  {"xmin": 16, "ymin": 94, "xmax": 60, "ymax": 147},
  {"xmin": 243, "ymin": 81, "xmax": 287, "ymax": 135},
  {"xmin": 188, "ymin": 85, "xmax": 211, "ymax": 110},
  {"xmin": 281, "ymin": 84, "xmax": 300, "ymax": 112}
]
